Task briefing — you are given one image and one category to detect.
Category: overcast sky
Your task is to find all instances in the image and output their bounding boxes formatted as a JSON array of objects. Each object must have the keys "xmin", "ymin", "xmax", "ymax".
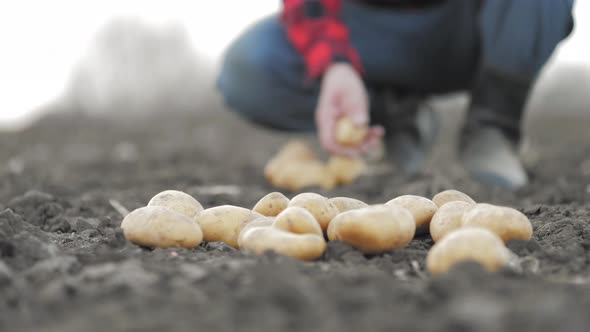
[{"xmin": 0, "ymin": 1, "xmax": 587, "ymax": 129}]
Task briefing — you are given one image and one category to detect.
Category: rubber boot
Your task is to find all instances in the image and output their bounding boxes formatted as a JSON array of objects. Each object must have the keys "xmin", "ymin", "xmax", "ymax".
[
  {"xmin": 461, "ymin": 68, "xmax": 531, "ymax": 189},
  {"xmin": 376, "ymin": 91, "xmax": 440, "ymax": 175}
]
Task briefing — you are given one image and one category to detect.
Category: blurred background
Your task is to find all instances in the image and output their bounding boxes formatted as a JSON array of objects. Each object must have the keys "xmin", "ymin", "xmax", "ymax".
[
  {"xmin": 0, "ymin": 0, "xmax": 588, "ymax": 144},
  {"xmin": 0, "ymin": 1, "xmax": 280, "ymax": 129}
]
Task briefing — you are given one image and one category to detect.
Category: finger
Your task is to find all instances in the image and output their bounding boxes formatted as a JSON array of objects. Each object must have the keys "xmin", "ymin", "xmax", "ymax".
[
  {"xmin": 319, "ymin": 118, "xmax": 336, "ymax": 149},
  {"xmin": 365, "ymin": 134, "xmax": 383, "ymax": 149},
  {"xmin": 349, "ymin": 112, "xmax": 368, "ymax": 126},
  {"xmin": 357, "ymin": 128, "xmax": 384, "ymax": 154},
  {"xmin": 340, "ymin": 92, "xmax": 369, "ymax": 123},
  {"xmin": 367, "ymin": 126, "xmax": 385, "ymax": 139},
  {"xmin": 358, "ymin": 136, "xmax": 379, "ymax": 154},
  {"xmin": 341, "ymin": 99, "xmax": 368, "ymax": 125},
  {"xmin": 362, "ymin": 127, "xmax": 384, "ymax": 146},
  {"xmin": 317, "ymin": 102, "xmax": 337, "ymax": 146},
  {"xmin": 326, "ymin": 141, "xmax": 363, "ymax": 158}
]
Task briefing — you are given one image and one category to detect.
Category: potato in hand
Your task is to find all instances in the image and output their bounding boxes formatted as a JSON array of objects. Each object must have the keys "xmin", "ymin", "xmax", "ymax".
[{"xmin": 335, "ymin": 117, "xmax": 368, "ymax": 147}]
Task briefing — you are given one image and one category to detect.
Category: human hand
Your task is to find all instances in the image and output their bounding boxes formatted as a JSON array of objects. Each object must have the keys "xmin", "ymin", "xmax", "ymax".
[{"xmin": 315, "ymin": 63, "xmax": 384, "ymax": 157}]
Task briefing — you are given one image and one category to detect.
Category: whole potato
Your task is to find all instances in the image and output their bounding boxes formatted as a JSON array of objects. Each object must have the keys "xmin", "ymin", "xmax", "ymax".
[
  {"xmin": 240, "ymin": 227, "xmax": 326, "ymax": 261},
  {"xmin": 335, "ymin": 117, "xmax": 368, "ymax": 147},
  {"xmin": 273, "ymin": 207, "xmax": 323, "ymax": 237},
  {"xmin": 273, "ymin": 140, "xmax": 316, "ymax": 161},
  {"xmin": 429, "ymin": 201, "xmax": 473, "ymax": 242},
  {"xmin": 329, "ymin": 197, "xmax": 368, "ymax": 213},
  {"xmin": 289, "ymin": 193, "xmax": 340, "ymax": 232},
  {"xmin": 426, "ymin": 228, "xmax": 510, "ymax": 275},
  {"xmin": 327, "ymin": 156, "xmax": 366, "ymax": 185},
  {"xmin": 265, "ymin": 140, "xmax": 316, "ymax": 181},
  {"xmin": 327, "ymin": 205, "xmax": 415, "ymax": 254},
  {"xmin": 121, "ymin": 206, "xmax": 203, "ymax": 248},
  {"xmin": 147, "ymin": 190, "xmax": 203, "ymax": 220},
  {"xmin": 253, "ymin": 192, "xmax": 290, "ymax": 217},
  {"xmin": 386, "ymin": 195, "xmax": 438, "ymax": 235},
  {"xmin": 237, "ymin": 217, "xmax": 275, "ymax": 248},
  {"xmin": 432, "ymin": 189, "xmax": 476, "ymax": 208},
  {"xmin": 270, "ymin": 160, "xmax": 337, "ymax": 191},
  {"xmin": 461, "ymin": 203, "xmax": 533, "ymax": 242},
  {"xmin": 196, "ymin": 205, "xmax": 264, "ymax": 248}
]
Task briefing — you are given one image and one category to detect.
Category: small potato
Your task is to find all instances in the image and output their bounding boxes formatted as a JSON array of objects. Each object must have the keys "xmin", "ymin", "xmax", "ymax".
[
  {"xmin": 196, "ymin": 205, "xmax": 264, "ymax": 248},
  {"xmin": 269, "ymin": 160, "xmax": 336, "ymax": 191},
  {"xmin": 273, "ymin": 207, "xmax": 323, "ymax": 237},
  {"xmin": 327, "ymin": 156, "xmax": 366, "ymax": 185},
  {"xmin": 329, "ymin": 197, "xmax": 368, "ymax": 213},
  {"xmin": 429, "ymin": 201, "xmax": 472, "ymax": 242},
  {"xmin": 335, "ymin": 117, "xmax": 368, "ymax": 147},
  {"xmin": 265, "ymin": 141, "xmax": 316, "ymax": 181},
  {"xmin": 289, "ymin": 193, "xmax": 340, "ymax": 232},
  {"xmin": 327, "ymin": 205, "xmax": 415, "ymax": 254},
  {"xmin": 273, "ymin": 140, "xmax": 316, "ymax": 161},
  {"xmin": 147, "ymin": 190, "xmax": 203, "ymax": 220},
  {"xmin": 121, "ymin": 206, "xmax": 203, "ymax": 248},
  {"xmin": 386, "ymin": 195, "xmax": 438, "ymax": 235},
  {"xmin": 237, "ymin": 217, "xmax": 275, "ymax": 248},
  {"xmin": 240, "ymin": 227, "xmax": 326, "ymax": 261},
  {"xmin": 253, "ymin": 192, "xmax": 290, "ymax": 217},
  {"xmin": 426, "ymin": 228, "xmax": 511, "ymax": 275},
  {"xmin": 432, "ymin": 189, "xmax": 476, "ymax": 208},
  {"xmin": 461, "ymin": 203, "xmax": 533, "ymax": 242}
]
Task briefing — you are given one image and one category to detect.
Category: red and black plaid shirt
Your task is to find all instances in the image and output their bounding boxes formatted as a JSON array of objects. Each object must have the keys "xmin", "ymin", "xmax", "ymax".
[
  {"xmin": 282, "ymin": 0, "xmax": 362, "ymax": 80},
  {"xmin": 281, "ymin": 0, "xmax": 444, "ymax": 79}
]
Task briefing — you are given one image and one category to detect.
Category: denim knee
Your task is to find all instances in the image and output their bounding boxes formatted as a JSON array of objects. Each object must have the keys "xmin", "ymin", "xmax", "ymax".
[
  {"xmin": 217, "ymin": 30, "xmax": 275, "ymax": 125},
  {"xmin": 480, "ymin": 0, "xmax": 574, "ymax": 79},
  {"xmin": 217, "ymin": 17, "xmax": 317, "ymax": 131}
]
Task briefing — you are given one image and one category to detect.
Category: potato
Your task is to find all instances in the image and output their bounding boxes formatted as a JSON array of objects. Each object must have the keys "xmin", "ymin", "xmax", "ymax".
[
  {"xmin": 265, "ymin": 140, "xmax": 348, "ymax": 191},
  {"xmin": 327, "ymin": 156, "xmax": 366, "ymax": 185},
  {"xmin": 288, "ymin": 193, "xmax": 340, "ymax": 232},
  {"xmin": 273, "ymin": 140, "xmax": 316, "ymax": 161},
  {"xmin": 253, "ymin": 192, "xmax": 290, "ymax": 217},
  {"xmin": 265, "ymin": 140, "xmax": 315, "ymax": 181},
  {"xmin": 429, "ymin": 201, "xmax": 472, "ymax": 242},
  {"xmin": 327, "ymin": 205, "xmax": 415, "ymax": 254},
  {"xmin": 272, "ymin": 207, "xmax": 323, "ymax": 237},
  {"xmin": 196, "ymin": 205, "xmax": 264, "ymax": 248},
  {"xmin": 461, "ymin": 203, "xmax": 533, "ymax": 242},
  {"xmin": 335, "ymin": 117, "xmax": 368, "ymax": 147},
  {"xmin": 121, "ymin": 206, "xmax": 203, "ymax": 248},
  {"xmin": 386, "ymin": 195, "xmax": 438, "ymax": 235},
  {"xmin": 426, "ymin": 228, "xmax": 510, "ymax": 275},
  {"xmin": 240, "ymin": 227, "xmax": 326, "ymax": 261},
  {"xmin": 270, "ymin": 160, "xmax": 337, "ymax": 191},
  {"xmin": 328, "ymin": 197, "xmax": 368, "ymax": 213},
  {"xmin": 432, "ymin": 189, "xmax": 476, "ymax": 208},
  {"xmin": 237, "ymin": 217, "xmax": 275, "ymax": 248},
  {"xmin": 147, "ymin": 190, "xmax": 203, "ymax": 220}
]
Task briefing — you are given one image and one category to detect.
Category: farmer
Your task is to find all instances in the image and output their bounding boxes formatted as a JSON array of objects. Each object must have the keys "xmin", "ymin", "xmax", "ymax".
[{"xmin": 217, "ymin": 0, "xmax": 574, "ymax": 189}]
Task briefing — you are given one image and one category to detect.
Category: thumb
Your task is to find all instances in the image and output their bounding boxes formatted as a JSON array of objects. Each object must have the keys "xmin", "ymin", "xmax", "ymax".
[{"xmin": 349, "ymin": 112, "xmax": 368, "ymax": 126}]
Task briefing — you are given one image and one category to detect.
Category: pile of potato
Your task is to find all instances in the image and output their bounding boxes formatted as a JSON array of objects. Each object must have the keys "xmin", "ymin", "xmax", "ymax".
[
  {"xmin": 120, "ymin": 188, "xmax": 533, "ymax": 275},
  {"xmin": 265, "ymin": 117, "xmax": 368, "ymax": 191}
]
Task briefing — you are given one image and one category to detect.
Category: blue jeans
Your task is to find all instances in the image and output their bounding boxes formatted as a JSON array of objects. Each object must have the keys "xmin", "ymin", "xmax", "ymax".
[{"xmin": 217, "ymin": 0, "xmax": 574, "ymax": 132}]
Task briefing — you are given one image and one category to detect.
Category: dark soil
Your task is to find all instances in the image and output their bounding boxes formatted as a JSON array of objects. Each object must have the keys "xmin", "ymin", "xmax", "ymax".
[{"xmin": 1, "ymin": 106, "xmax": 590, "ymax": 332}]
